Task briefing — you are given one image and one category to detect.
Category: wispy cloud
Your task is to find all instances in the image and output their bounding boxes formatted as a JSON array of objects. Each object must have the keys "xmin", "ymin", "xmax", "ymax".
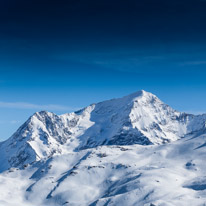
[
  {"xmin": 180, "ymin": 61, "xmax": 206, "ymax": 66},
  {"xmin": 55, "ymin": 50, "xmax": 167, "ymax": 74},
  {"xmin": 0, "ymin": 101, "xmax": 78, "ymax": 111},
  {"xmin": 0, "ymin": 120, "xmax": 21, "ymax": 124},
  {"xmin": 183, "ymin": 111, "xmax": 206, "ymax": 115}
]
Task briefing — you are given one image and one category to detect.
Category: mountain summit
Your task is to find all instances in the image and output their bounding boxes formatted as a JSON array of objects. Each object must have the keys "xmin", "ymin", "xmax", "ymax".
[
  {"xmin": 1, "ymin": 91, "xmax": 206, "ymax": 206},
  {"xmin": 1, "ymin": 90, "xmax": 206, "ymax": 170}
]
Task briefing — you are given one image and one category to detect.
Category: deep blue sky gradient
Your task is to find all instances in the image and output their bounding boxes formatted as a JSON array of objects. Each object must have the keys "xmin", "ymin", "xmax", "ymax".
[{"xmin": 1, "ymin": 0, "xmax": 206, "ymax": 140}]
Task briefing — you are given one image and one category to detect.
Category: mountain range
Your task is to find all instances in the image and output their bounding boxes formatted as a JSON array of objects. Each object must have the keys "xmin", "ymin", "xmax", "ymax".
[{"xmin": 0, "ymin": 90, "xmax": 206, "ymax": 206}]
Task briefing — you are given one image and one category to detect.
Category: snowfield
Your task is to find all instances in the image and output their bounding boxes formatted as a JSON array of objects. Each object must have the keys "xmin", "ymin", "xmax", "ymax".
[{"xmin": 0, "ymin": 90, "xmax": 206, "ymax": 206}]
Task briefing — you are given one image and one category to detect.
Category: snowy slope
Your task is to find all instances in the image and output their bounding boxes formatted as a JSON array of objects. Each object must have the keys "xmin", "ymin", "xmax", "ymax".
[
  {"xmin": 1, "ymin": 90, "xmax": 206, "ymax": 170},
  {"xmin": 0, "ymin": 132, "xmax": 206, "ymax": 206},
  {"xmin": 1, "ymin": 90, "xmax": 206, "ymax": 206}
]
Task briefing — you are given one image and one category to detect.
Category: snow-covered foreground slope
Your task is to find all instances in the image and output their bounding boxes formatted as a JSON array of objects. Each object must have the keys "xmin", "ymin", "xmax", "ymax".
[
  {"xmin": 0, "ymin": 90, "xmax": 206, "ymax": 206},
  {"xmin": 1, "ymin": 90, "xmax": 206, "ymax": 170},
  {"xmin": 0, "ymin": 133, "xmax": 206, "ymax": 206}
]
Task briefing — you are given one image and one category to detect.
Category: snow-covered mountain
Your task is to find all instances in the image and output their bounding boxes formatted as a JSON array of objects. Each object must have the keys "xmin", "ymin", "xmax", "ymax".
[
  {"xmin": 1, "ymin": 90, "xmax": 206, "ymax": 170},
  {"xmin": 0, "ymin": 90, "xmax": 206, "ymax": 206}
]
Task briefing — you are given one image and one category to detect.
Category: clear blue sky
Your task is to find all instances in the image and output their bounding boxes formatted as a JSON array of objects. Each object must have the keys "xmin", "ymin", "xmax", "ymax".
[{"xmin": 1, "ymin": 0, "xmax": 206, "ymax": 140}]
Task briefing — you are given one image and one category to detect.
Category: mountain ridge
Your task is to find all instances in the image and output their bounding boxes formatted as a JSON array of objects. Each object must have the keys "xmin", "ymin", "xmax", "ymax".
[
  {"xmin": 1, "ymin": 90, "xmax": 206, "ymax": 206},
  {"xmin": 1, "ymin": 90, "xmax": 206, "ymax": 170}
]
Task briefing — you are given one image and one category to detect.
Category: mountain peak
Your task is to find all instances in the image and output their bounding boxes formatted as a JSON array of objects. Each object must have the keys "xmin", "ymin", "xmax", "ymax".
[
  {"xmin": 33, "ymin": 110, "xmax": 55, "ymax": 118},
  {"xmin": 120, "ymin": 90, "xmax": 159, "ymax": 106},
  {"xmin": 2, "ymin": 90, "xmax": 206, "ymax": 170},
  {"xmin": 122, "ymin": 90, "xmax": 148, "ymax": 98},
  {"xmin": 131, "ymin": 89, "xmax": 148, "ymax": 96}
]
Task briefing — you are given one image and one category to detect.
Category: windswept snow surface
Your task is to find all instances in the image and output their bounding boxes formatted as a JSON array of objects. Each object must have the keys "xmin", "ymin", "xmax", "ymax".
[
  {"xmin": 0, "ymin": 90, "xmax": 206, "ymax": 206},
  {"xmin": 0, "ymin": 134, "xmax": 206, "ymax": 206}
]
